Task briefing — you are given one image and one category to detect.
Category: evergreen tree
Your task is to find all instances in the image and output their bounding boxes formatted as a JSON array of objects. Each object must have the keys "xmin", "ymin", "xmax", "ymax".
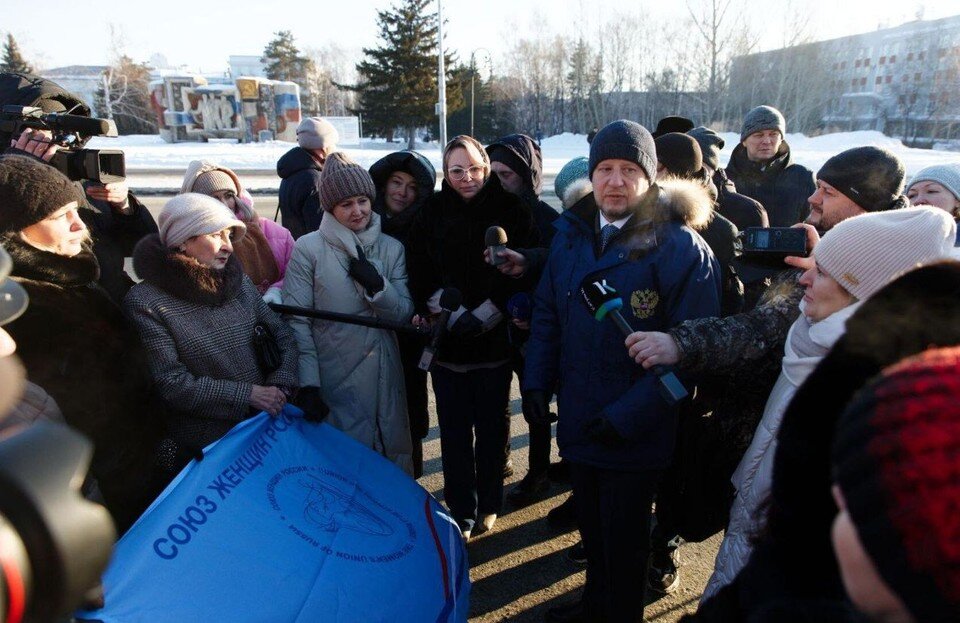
[
  {"xmin": 348, "ymin": 0, "xmax": 456, "ymax": 148},
  {"xmin": 262, "ymin": 31, "xmax": 309, "ymax": 82},
  {"xmin": 2, "ymin": 34, "xmax": 33, "ymax": 74}
]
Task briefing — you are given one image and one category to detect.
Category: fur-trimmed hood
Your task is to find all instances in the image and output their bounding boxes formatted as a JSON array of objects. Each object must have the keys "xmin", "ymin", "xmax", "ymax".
[
  {"xmin": 132, "ymin": 233, "xmax": 244, "ymax": 306},
  {"xmin": 656, "ymin": 178, "xmax": 715, "ymax": 230},
  {"xmin": 562, "ymin": 178, "xmax": 593, "ymax": 211}
]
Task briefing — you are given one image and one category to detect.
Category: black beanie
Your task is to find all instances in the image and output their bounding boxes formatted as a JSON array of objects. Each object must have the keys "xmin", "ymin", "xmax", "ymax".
[
  {"xmin": 654, "ymin": 133, "xmax": 703, "ymax": 179},
  {"xmin": 652, "ymin": 116, "xmax": 694, "ymax": 139},
  {"xmin": 589, "ymin": 120, "xmax": 657, "ymax": 183},
  {"xmin": 817, "ymin": 147, "xmax": 906, "ymax": 213},
  {"xmin": 0, "ymin": 155, "xmax": 83, "ymax": 234},
  {"xmin": 688, "ymin": 126, "xmax": 725, "ymax": 171}
]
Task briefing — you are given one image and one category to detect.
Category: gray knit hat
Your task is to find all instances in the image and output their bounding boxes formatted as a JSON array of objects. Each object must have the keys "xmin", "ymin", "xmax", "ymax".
[
  {"xmin": 158, "ymin": 193, "xmax": 247, "ymax": 249},
  {"xmin": 192, "ymin": 169, "xmax": 238, "ymax": 197},
  {"xmin": 907, "ymin": 163, "xmax": 960, "ymax": 204},
  {"xmin": 688, "ymin": 126, "xmax": 725, "ymax": 171},
  {"xmin": 0, "ymin": 155, "xmax": 84, "ymax": 234},
  {"xmin": 740, "ymin": 105, "xmax": 786, "ymax": 142},
  {"xmin": 814, "ymin": 206, "xmax": 955, "ymax": 302},
  {"xmin": 817, "ymin": 146, "xmax": 906, "ymax": 213},
  {"xmin": 297, "ymin": 117, "xmax": 338, "ymax": 151},
  {"xmin": 589, "ymin": 120, "xmax": 657, "ymax": 183},
  {"xmin": 320, "ymin": 152, "xmax": 376, "ymax": 211}
]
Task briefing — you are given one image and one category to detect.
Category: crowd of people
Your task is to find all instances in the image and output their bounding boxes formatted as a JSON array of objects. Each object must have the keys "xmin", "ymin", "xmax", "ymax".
[{"xmin": 1, "ymin": 70, "xmax": 960, "ymax": 623}]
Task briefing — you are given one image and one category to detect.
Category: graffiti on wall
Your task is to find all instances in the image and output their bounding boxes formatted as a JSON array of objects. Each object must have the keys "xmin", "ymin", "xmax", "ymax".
[{"xmin": 150, "ymin": 76, "xmax": 300, "ymax": 143}]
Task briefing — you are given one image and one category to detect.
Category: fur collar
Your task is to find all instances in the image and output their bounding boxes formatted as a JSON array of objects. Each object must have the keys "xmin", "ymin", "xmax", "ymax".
[
  {"xmin": 566, "ymin": 179, "xmax": 714, "ymax": 231},
  {"xmin": 562, "ymin": 178, "xmax": 594, "ymax": 211},
  {"xmin": 1, "ymin": 233, "xmax": 99, "ymax": 286},
  {"xmin": 132, "ymin": 234, "xmax": 244, "ymax": 306}
]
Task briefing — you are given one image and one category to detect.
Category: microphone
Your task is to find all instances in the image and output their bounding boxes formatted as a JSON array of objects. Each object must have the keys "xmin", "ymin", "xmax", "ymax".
[
  {"xmin": 418, "ymin": 287, "xmax": 463, "ymax": 371},
  {"xmin": 506, "ymin": 292, "xmax": 532, "ymax": 322},
  {"xmin": 485, "ymin": 226, "xmax": 508, "ymax": 266},
  {"xmin": 579, "ymin": 279, "xmax": 689, "ymax": 404}
]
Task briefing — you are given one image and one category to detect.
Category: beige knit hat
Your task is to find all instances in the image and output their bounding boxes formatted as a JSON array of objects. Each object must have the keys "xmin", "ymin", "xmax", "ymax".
[
  {"xmin": 158, "ymin": 193, "xmax": 247, "ymax": 249},
  {"xmin": 815, "ymin": 206, "xmax": 956, "ymax": 301},
  {"xmin": 192, "ymin": 169, "xmax": 238, "ymax": 197},
  {"xmin": 319, "ymin": 152, "xmax": 376, "ymax": 212}
]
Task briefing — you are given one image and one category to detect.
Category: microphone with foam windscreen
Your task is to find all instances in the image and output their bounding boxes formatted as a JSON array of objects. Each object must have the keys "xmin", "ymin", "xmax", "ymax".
[
  {"xmin": 485, "ymin": 226, "xmax": 508, "ymax": 266},
  {"xmin": 580, "ymin": 278, "xmax": 689, "ymax": 404},
  {"xmin": 418, "ymin": 287, "xmax": 463, "ymax": 371}
]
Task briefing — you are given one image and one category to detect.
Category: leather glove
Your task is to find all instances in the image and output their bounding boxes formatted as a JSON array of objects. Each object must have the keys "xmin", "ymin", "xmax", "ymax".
[
  {"xmin": 293, "ymin": 386, "xmax": 330, "ymax": 423},
  {"xmin": 449, "ymin": 310, "xmax": 483, "ymax": 337},
  {"xmin": 348, "ymin": 245, "xmax": 385, "ymax": 296},
  {"xmin": 582, "ymin": 417, "xmax": 625, "ymax": 447},
  {"xmin": 522, "ymin": 390, "xmax": 553, "ymax": 425}
]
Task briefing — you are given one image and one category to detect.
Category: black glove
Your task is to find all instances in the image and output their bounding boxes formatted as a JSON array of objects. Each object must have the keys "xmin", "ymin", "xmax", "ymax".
[
  {"xmin": 522, "ymin": 390, "xmax": 553, "ymax": 425},
  {"xmin": 582, "ymin": 417, "xmax": 625, "ymax": 447},
  {"xmin": 348, "ymin": 245, "xmax": 385, "ymax": 296},
  {"xmin": 293, "ymin": 386, "xmax": 330, "ymax": 423},
  {"xmin": 449, "ymin": 310, "xmax": 483, "ymax": 337}
]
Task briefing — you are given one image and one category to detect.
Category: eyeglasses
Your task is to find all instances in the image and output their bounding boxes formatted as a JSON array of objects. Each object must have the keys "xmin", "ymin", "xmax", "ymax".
[{"xmin": 447, "ymin": 165, "xmax": 486, "ymax": 182}]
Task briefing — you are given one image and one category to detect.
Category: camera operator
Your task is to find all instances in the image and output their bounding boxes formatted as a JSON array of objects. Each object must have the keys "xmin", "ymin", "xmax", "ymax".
[{"xmin": 0, "ymin": 72, "xmax": 158, "ymax": 304}]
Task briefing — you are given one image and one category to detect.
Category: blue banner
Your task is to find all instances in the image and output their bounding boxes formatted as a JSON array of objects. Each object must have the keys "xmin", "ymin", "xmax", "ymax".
[{"xmin": 78, "ymin": 408, "xmax": 470, "ymax": 622}]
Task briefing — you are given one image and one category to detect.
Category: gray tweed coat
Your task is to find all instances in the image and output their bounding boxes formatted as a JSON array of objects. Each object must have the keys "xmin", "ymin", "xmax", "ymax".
[{"xmin": 124, "ymin": 234, "xmax": 299, "ymax": 450}]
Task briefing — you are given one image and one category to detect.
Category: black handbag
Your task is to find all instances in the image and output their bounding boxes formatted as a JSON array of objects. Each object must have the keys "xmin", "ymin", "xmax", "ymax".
[{"xmin": 253, "ymin": 322, "xmax": 282, "ymax": 374}]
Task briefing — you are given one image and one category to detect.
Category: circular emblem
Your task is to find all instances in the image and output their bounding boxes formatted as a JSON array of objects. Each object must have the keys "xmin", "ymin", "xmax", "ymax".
[{"xmin": 630, "ymin": 289, "xmax": 659, "ymax": 319}]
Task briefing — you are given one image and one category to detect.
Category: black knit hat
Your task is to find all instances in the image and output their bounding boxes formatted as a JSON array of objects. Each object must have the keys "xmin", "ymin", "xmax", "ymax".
[
  {"xmin": 817, "ymin": 146, "xmax": 906, "ymax": 213},
  {"xmin": 589, "ymin": 120, "xmax": 657, "ymax": 183},
  {"xmin": 687, "ymin": 126, "xmax": 725, "ymax": 171},
  {"xmin": 0, "ymin": 155, "xmax": 83, "ymax": 234},
  {"xmin": 654, "ymin": 133, "xmax": 703, "ymax": 179},
  {"xmin": 833, "ymin": 346, "xmax": 960, "ymax": 622},
  {"xmin": 652, "ymin": 116, "xmax": 694, "ymax": 139}
]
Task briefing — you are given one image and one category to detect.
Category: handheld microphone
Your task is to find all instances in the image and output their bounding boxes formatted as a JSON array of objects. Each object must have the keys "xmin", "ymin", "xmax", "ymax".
[
  {"xmin": 580, "ymin": 279, "xmax": 689, "ymax": 404},
  {"xmin": 418, "ymin": 287, "xmax": 463, "ymax": 371},
  {"xmin": 485, "ymin": 226, "xmax": 508, "ymax": 266}
]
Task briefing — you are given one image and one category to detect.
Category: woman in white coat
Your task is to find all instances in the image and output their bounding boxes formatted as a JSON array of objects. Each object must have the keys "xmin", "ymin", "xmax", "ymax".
[
  {"xmin": 702, "ymin": 206, "xmax": 957, "ymax": 600},
  {"xmin": 282, "ymin": 153, "xmax": 415, "ymax": 475}
]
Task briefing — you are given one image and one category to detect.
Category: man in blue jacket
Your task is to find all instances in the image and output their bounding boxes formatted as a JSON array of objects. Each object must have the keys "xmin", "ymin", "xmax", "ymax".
[{"xmin": 523, "ymin": 120, "xmax": 720, "ymax": 623}]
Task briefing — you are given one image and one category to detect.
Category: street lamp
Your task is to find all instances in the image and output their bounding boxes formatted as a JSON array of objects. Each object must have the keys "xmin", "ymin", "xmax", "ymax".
[
  {"xmin": 437, "ymin": 0, "xmax": 447, "ymax": 148},
  {"xmin": 469, "ymin": 48, "xmax": 493, "ymax": 138}
]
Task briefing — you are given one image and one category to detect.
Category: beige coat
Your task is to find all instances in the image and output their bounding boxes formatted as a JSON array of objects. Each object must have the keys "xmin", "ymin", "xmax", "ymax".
[{"xmin": 282, "ymin": 211, "xmax": 415, "ymax": 475}]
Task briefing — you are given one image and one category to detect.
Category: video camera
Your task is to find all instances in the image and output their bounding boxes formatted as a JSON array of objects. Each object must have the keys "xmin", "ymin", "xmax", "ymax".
[{"xmin": 0, "ymin": 105, "xmax": 125, "ymax": 183}]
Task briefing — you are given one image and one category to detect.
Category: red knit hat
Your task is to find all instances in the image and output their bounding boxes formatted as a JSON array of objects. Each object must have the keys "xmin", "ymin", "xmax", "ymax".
[{"xmin": 833, "ymin": 346, "xmax": 960, "ymax": 622}]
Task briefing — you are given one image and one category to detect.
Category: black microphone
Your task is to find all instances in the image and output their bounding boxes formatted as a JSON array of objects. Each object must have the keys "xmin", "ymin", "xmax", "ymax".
[
  {"xmin": 46, "ymin": 112, "xmax": 118, "ymax": 137},
  {"xmin": 418, "ymin": 287, "xmax": 463, "ymax": 371},
  {"xmin": 485, "ymin": 226, "xmax": 508, "ymax": 266},
  {"xmin": 580, "ymin": 278, "xmax": 689, "ymax": 404}
]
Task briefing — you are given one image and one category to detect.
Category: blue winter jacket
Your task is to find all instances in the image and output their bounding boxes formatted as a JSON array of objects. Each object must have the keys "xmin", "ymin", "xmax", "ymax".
[{"xmin": 523, "ymin": 183, "xmax": 721, "ymax": 470}]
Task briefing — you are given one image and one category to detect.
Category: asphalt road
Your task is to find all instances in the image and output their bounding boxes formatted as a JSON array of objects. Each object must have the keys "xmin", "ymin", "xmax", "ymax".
[{"xmin": 133, "ymin": 180, "xmax": 721, "ymax": 623}]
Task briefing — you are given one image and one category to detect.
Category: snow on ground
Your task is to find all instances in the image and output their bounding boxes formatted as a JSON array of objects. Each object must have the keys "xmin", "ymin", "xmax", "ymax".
[{"xmin": 88, "ymin": 130, "xmax": 959, "ymax": 190}]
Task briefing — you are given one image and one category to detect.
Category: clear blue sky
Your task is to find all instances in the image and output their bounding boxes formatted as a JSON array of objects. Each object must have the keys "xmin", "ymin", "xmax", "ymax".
[{"xmin": 5, "ymin": 0, "xmax": 958, "ymax": 72}]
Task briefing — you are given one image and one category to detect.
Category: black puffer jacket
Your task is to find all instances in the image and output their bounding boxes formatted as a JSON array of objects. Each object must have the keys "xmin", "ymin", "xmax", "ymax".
[
  {"xmin": 406, "ymin": 175, "xmax": 540, "ymax": 365},
  {"xmin": 369, "ymin": 150, "xmax": 436, "ymax": 245},
  {"xmin": 726, "ymin": 142, "xmax": 815, "ymax": 228},
  {"xmin": 277, "ymin": 146, "xmax": 323, "ymax": 239},
  {"xmin": 712, "ymin": 167, "xmax": 769, "ymax": 231}
]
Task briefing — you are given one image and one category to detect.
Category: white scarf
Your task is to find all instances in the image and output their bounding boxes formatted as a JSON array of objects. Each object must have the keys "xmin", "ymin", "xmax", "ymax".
[{"xmin": 781, "ymin": 300, "xmax": 862, "ymax": 389}]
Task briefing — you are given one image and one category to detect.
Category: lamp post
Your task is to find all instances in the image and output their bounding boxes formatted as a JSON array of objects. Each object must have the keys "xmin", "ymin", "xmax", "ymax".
[
  {"xmin": 469, "ymin": 48, "xmax": 493, "ymax": 138},
  {"xmin": 437, "ymin": 0, "xmax": 447, "ymax": 148}
]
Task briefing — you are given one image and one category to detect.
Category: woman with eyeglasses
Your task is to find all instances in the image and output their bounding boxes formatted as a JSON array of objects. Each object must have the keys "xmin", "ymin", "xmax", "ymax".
[{"xmin": 406, "ymin": 135, "xmax": 539, "ymax": 539}]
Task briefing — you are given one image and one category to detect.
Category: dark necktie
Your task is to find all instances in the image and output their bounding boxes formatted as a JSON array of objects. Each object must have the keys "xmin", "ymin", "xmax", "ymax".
[{"xmin": 599, "ymin": 223, "xmax": 619, "ymax": 254}]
